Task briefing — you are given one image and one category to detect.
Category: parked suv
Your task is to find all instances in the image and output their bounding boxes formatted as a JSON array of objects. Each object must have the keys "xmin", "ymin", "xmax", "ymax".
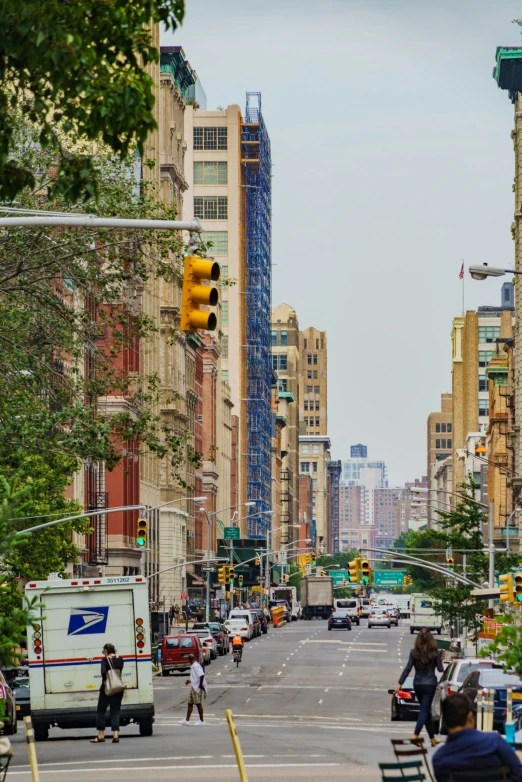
[
  {"xmin": 432, "ymin": 659, "xmax": 500, "ymax": 733},
  {"xmin": 161, "ymin": 633, "xmax": 204, "ymax": 676},
  {"xmin": 251, "ymin": 609, "xmax": 268, "ymax": 634},
  {"xmin": 460, "ymin": 669, "xmax": 522, "ymax": 732}
]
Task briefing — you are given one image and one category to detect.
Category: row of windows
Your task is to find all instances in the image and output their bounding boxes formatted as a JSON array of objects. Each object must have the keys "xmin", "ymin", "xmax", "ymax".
[
  {"xmin": 272, "ymin": 355, "xmax": 288, "ymax": 371},
  {"xmin": 307, "ymin": 354, "xmax": 318, "ymax": 365},
  {"xmin": 305, "ymin": 385, "xmax": 320, "ymax": 394},
  {"xmin": 194, "ymin": 127, "xmax": 227, "ymax": 150},
  {"xmin": 435, "ymin": 439, "xmax": 452, "ymax": 449},
  {"xmin": 303, "ymin": 338, "xmax": 323, "ymax": 350},
  {"xmin": 301, "ymin": 462, "xmax": 318, "ymax": 473},
  {"xmin": 202, "ymin": 231, "xmax": 228, "ymax": 255},
  {"xmin": 222, "ymin": 301, "xmax": 228, "ymax": 325},
  {"xmin": 302, "ymin": 444, "xmax": 321, "ymax": 454},
  {"xmin": 478, "ymin": 326, "xmax": 500, "ymax": 344},
  {"xmin": 304, "ymin": 417, "xmax": 321, "ymax": 427},
  {"xmin": 435, "ymin": 423, "xmax": 452, "ymax": 433},
  {"xmin": 222, "ymin": 335, "xmax": 228, "ymax": 359},
  {"xmin": 271, "ymin": 330, "xmax": 288, "ymax": 347},
  {"xmin": 194, "ymin": 196, "xmax": 228, "ymax": 220},
  {"xmin": 278, "ymin": 379, "xmax": 288, "ymax": 393},
  {"xmin": 307, "ymin": 370, "xmax": 318, "ymax": 379},
  {"xmin": 304, "ymin": 401, "xmax": 320, "ymax": 411},
  {"xmin": 479, "ymin": 351, "xmax": 495, "ymax": 368},
  {"xmin": 479, "ymin": 377, "xmax": 488, "ymax": 392},
  {"xmin": 194, "ymin": 161, "xmax": 228, "ymax": 185}
]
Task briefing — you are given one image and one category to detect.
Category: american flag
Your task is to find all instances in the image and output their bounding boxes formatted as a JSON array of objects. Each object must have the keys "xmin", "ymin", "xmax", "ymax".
[{"xmin": 459, "ymin": 262, "xmax": 464, "ymax": 280}]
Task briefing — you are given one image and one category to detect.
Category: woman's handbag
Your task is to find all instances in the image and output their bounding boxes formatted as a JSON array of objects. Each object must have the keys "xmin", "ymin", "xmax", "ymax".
[{"xmin": 104, "ymin": 656, "xmax": 126, "ymax": 697}]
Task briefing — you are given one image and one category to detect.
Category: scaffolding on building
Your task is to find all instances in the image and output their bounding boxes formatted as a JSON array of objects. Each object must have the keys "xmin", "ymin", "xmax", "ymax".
[{"xmin": 242, "ymin": 92, "xmax": 272, "ymax": 538}]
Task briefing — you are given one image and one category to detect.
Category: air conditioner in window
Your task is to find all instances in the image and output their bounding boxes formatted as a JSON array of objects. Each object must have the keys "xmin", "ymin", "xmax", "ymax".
[{"xmin": 176, "ymin": 132, "xmax": 183, "ymax": 141}]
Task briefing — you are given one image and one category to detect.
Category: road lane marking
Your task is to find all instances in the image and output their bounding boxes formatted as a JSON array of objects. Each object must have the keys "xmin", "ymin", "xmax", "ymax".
[
  {"xmin": 318, "ymin": 698, "xmax": 323, "ymax": 704},
  {"xmin": 277, "ymin": 670, "xmax": 282, "ymax": 675},
  {"xmin": 7, "ymin": 763, "xmax": 343, "ymax": 776}
]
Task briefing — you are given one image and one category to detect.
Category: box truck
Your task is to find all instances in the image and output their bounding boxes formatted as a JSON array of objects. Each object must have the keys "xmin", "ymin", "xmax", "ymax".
[
  {"xmin": 410, "ymin": 593, "xmax": 442, "ymax": 635},
  {"xmin": 269, "ymin": 586, "xmax": 300, "ymax": 621},
  {"xmin": 26, "ymin": 575, "xmax": 154, "ymax": 741},
  {"xmin": 301, "ymin": 576, "xmax": 334, "ymax": 620}
]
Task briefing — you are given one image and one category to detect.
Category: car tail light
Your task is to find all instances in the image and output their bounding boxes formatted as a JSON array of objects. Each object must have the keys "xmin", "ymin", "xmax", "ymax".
[
  {"xmin": 241, "ymin": 627, "xmax": 247, "ymax": 631},
  {"xmin": 447, "ymin": 684, "xmax": 458, "ymax": 694},
  {"xmin": 386, "ymin": 612, "xmax": 389, "ymax": 618},
  {"xmin": 397, "ymin": 691, "xmax": 413, "ymax": 700}
]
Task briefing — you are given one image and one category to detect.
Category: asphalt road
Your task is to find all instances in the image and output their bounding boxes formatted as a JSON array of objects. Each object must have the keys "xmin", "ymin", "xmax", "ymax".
[{"xmin": 7, "ymin": 618, "xmax": 438, "ymax": 781}]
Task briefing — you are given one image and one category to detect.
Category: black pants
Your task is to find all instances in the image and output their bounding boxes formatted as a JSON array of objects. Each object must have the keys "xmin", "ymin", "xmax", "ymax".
[
  {"xmin": 96, "ymin": 689, "xmax": 124, "ymax": 732},
  {"xmin": 414, "ymin": 684, "xmax": 436, "ymax": 739}
]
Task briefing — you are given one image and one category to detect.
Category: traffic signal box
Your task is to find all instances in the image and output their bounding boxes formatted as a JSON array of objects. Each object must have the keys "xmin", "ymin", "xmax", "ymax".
[
  {"xmin": 218, "ymin": 567, "xmax": 226, "ymax": 585},
  {"xmin": 360, "ymin": 558, "xmax": 372, "ymax": 586},
  {"xmin": 136, "ymin": 517, "xmax": 148, "ymax": 548},
  {"xmin": 238, "ymin": 575, "xmax": 243, "ymax": 587},
  {"xmin": 180, "ymin": 256, "xmax": 220, "ymax": 332},
  {"xmin": 255, "ymin": 557, "xmax": 260, "ymax": 566},
  {"xmin": 500, "ymin": 573, "xmax": 515, "ymax": 603},
  {"xmin": 283, "ymin": 574, "xmax": 289, "ymax": 583},
  {"xmin": 228, "ymin": 566, "xmax": 235, "ymax": 586},
  {"xmin": 348, "ymin": 558, "xmax": 360, "ymax": 584},
  {"xmin": 446, "ymin": 557, "xmax": 455, "ymax": 573},
  {"xmin": 515, "ymin": 572, "xmax": 522, "ymax": 602},
  {"xmin": 306, "ymin": 553, "xmax": 313, "ymax": 566}
]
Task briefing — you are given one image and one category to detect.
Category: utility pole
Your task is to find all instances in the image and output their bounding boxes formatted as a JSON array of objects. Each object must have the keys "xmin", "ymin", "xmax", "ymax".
[{"xmin": 489, "ymin": 503, "xmax": 495, "ymax": 609}]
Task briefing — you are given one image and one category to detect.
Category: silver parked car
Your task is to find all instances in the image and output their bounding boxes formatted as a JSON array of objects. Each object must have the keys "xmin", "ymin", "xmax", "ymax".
[
  {"xmin": 432, "ymin": 658, "xmax": 500, "ymax": 733},
  {"xmin": 368, "ymin": 607, "xmax": 391, "ymax": 629},
  {"xmin": 192, "ymin": 629, "xmax": 218, "ymax": 660}
]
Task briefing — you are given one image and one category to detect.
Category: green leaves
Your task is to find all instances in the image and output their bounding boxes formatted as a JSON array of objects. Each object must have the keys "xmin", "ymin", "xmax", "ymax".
[{"xmin": 0, "ymin": 0, "xmax": 185, "ymax": 202}]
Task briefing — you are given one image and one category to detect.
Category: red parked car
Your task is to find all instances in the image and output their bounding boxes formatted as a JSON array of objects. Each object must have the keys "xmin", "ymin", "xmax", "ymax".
[{"xmin": 161, "ymin": 634, "xmax": 204, "ymax": 676}]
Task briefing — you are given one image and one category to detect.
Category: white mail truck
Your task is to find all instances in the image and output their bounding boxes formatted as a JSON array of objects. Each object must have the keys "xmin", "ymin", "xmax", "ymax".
[
  {"xmin": 410, "ymin": 593, "xmax": 442, "ymax": 635},
  {"xmin": 26, "ymin": 575, "xmax": 154, "ymax": 741}
]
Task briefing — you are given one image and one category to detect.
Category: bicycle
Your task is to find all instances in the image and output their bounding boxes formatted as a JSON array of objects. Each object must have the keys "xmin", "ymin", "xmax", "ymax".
[{"xmin": 233, "ymin": 648, "xmax": 242, "ymax": 667}]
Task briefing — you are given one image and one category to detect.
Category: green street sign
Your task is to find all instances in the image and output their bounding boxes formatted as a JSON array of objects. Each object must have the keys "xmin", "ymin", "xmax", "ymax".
[
  {"xmin": 328, "ymin": 570, "xmax": 349, "ymax": 586},
  {"xmin": 374, "ymin": 571, "xmax": 404, "ymax": 587},
  {"xmin": 224, "ymin": 527, "xmax": 240, "ymax": 540}
]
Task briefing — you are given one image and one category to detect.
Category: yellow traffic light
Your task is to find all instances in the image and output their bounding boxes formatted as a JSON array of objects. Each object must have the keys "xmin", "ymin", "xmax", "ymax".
[
  {"xmin": 447, "ymin": 557, "xmax": 455, "ymax": 573},
  {"xmin": 515, "ymin": 572, "xmax": 522, "ymax": 602},
  {"xmin": 348, "ymin": 558, "xmax": 360, "ymax": 584},
  {"xmin": 218, "ymin": 567, "xmax": 226, "ymax": 585},
  {"xmin": 180, "ymin": 256, "xmax": 220, "ymax": 332},
  {"xmin": 255, "ymin": 557, "xmax": 260, "ymax": 566},
  {"xmin": 360, "ymin": 558, "xmax": 372, "ymax": 585},
  {"xmin": 238, "ymin": 575, "xmax": 244, "ymax": 587},
  {"xmin": 306, "ymin": 553, "xmax": 312, "ymax": 566},
  {"xmin": 320, "ymin": 570, "xmax": 327, "ymax": 577},
  {"xmin": 283, "ymin": 574, "xmax": 289, "ymax": 584},
  {"xmin": 136, "ymin": 517, "xmax": 148, "ymax": 547},
  {"xmin": 500, "ymin": 573, "xmax": 515, "ymax": 603},
  {"xmin": 228, "ymin": 566, "xmax": 235, "ymax": 584}
]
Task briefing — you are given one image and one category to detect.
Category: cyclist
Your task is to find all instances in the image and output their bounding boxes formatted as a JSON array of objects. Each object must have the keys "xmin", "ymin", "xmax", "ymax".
[{"xmin": 231, "ymin": 633, "xmax": 244, "ymax": 662}]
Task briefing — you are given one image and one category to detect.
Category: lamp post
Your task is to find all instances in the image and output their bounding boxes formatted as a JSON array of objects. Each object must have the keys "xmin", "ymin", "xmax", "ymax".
[
  {"xmin": 200, "ymin": 501, "xmax": 257, "ymax": 622},
  {"xmin": 265, "ymin": 524, "xmax": 302, "ymax": 600},
  {"xmin": 468, "ymin": 264, "xmax": 522, "ymax": 280}
]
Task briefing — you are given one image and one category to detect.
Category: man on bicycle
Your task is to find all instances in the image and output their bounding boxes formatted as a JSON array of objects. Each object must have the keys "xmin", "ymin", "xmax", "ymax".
[{"xmin": 231, "ymin": 634, "xmax": 244, "ymax": 661}]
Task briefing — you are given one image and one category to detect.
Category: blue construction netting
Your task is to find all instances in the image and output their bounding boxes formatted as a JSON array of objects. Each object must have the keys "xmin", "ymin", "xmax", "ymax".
[{"xmin": 242, "ymin": 92, "xmax": 272, "ymax": 539}]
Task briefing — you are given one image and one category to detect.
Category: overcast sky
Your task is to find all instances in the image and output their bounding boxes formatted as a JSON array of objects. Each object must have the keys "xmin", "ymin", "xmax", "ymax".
[{"xmin": 163, "ymin": 0, "xmax": 522, "ymax": 487}]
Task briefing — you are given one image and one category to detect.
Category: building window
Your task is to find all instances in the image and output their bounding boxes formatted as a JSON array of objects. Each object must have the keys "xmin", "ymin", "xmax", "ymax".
[
  {"xmin": 301, "ymin": 444, "xmax": 309, "ymax": 454},
  {"xmin": 436, "ymin": 439, "xmax": 440, "ymax": 449},
  {"xmin": 202, "ymin": 231, "xmax": 228, "ymax": 255},
  {"xmin": 194, "ymin": 196, "xmax": 228, "ymax": 220},
  {"xmin": 479, "ymin": 398, "xmax": 489, "ymax": 417},
  {"xmin": 478, "ymin": 326, "xmax": 500, "ymax": 344},
  {"xmin": 271, "ymin": 330, "xmax": 277, "ymax": 347},
  {"xmin": 315, "ymin": 418, "xmax": 320, "ymax": 427},
  {"xmin": 313, "ymin": 444, "xmax": 320, "ymax": 454},
  {"xmin": 304, "ymin": 401, "xmax": 308, "ymax": 411},
  {"xmin": 479, "ymin": 377, "xmax": 488, "ymax": 392},
  {"xmin": 479, "ymin": 351, "xmax": 494, "ymax": 368},
  {"xmin": 304, "ymin": 339, "xmax": 307, "ymax": 349},
  {"xmin": 447, "ymin": 439, "xmax": 452, "ymax": 448},
  {"xmin": 307, "ymin": 354, "xmax": 312, "ymax": 365},
  {"xmin": 222, "ymin": 301, "xmax": 228, "ymax": 325},
  {"xmin": 447, "ymin": 423, "xmax": 452, "ymax": 432},
  {"xmin": 441, "ymin": 439, "xmax": 446, "ymax": 448},
  {"xmin": 436, "ymin": 423, "xmax": 440, "ymax": 433},
  {"xmin": 316, "ymin": 339, "xmax": 319, "ymax": 349},
  {"xmin": 278, "ymin": 379, "xmax": 288, "ymax": 393},
  {"xmin": 220, "ymin": 265, "xmax": 229, "ymax": 281},
  {"xmin": 314, "ymin": 385, "xmax": 319, "ymax": 393},
  {"xmin": 301, "ymin": 462, "xmax": 310, "ymax": 473},
  {"xmin": 315, "ymin": 401, "xmax": 320, "ymax": 411},
  {"xmin": 313, "ymin": 354, "xmax": 318, "ymax": 365},
  {"xmin": 272, "ymin": 355, "xmax": 288, "ymax": 371},
  {"xmin": 280, "ymin": 330, "xmax": 288, "ymax": 347},
  {"xmin": 307, "ymin": 370, "xmax": 312, "ymax": 379},
  {"xmin": 304, "ymin": 417, "xmax": 308, "ymax": 426},
  {"xmin": 309, "ymin": 418, "xmax": 314, "ymax": 426},
  {"xmin": 306, "ymin": 385, "xmax": 312, "ymax": 393},
  {"xmin": 441, "ymin": 423, "xmax": 446, "ymax": 433},
  {"xmin": 312, "ymin": 479, "xmax": 318, "ymax": 490},
  {"xmin": 221, "ymin": 369, "xmax": 228, "ymax": 381},
  {"xmin": 194, "ymin": 161, "xmax": 228, "ymax": 185},
  {"xmin": 313, "ymin": 462, "xmax": 318, "ymax": 473},
  {"xmin": 222, "ymin": 335, "xmax": 228, "ymax": 359},
  {"xmin": 313, "ymin": 370, "xmax": 318, "ymax": 378},
  {"xmin": 193, "ymin": 127, "xmax": 227, "ymax": 150}
]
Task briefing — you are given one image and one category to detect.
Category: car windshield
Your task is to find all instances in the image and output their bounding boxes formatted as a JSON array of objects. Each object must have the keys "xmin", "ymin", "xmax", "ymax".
[
  {"xmin": 455, "ymin": 662, "xmax": 494, "ymax": 683},
  {"xmin": 480, "ymin": 672, "xmax": 522, "ymax": 686},
  {"xmin": 336, "ymin": 600, "xmax": 357, "ymax": 609}
]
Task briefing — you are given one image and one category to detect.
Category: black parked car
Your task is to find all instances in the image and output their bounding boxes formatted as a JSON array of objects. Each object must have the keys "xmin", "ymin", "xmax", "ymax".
[
  {"xmin": 389, "ymin": 676, "xmax": 420, "ymax": 722},
  {"xmin": 251, "ymin": 609, "xmax": 268, "ymax": 634},
  {"xmin": 193, "ymin": 623, "xmax": 230, "ymax": 656},
  {"xmin": 460, "ymin": 669, "xmax": 522, "ymax": 732},
  {"xmin": 0, "ymin": 669, "xmax": 17, "ymax": 734},
  {"xmin": 3, "ymin": 667, "xmax": 30, "ymax": 719}
]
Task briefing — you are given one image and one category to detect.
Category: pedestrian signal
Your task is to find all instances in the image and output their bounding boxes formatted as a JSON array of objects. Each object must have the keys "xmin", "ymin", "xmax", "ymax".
[
  {"xmin": 180, "ymin": 256, "xmax": 220, "ymax": 332},
  {"xmin": 136, "ymin": 517, "xmax": 148, "ymax": 547},
  {"xmin": 500, "ymin": 573, "xmax": 515, "ymax": 603}
]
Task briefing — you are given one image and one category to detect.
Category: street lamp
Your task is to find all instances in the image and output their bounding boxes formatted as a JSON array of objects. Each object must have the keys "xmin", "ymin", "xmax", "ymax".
[
  {"xmin": 469, "ymin": 263, "xmax": 522, "ymax": 281},
  {"xmin": 200, "ymin": 501, "xmax": 257, "ymax": 622}
]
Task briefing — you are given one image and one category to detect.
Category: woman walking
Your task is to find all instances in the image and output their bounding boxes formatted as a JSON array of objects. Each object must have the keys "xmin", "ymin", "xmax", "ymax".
[
  {"xmin": 396, "ymin": 627, "xmax": 443, "ymax": 746},
  {"xmin": 90, "ymin": 643, "xmax": 124, "ymax": 744}
]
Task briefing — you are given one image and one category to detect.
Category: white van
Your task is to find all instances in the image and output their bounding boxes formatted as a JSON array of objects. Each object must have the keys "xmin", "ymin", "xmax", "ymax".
[
  {"xmin": 410, "ymin": 593, "xmax": 442, "ymax": 635},
  {"xmin": 26, "ymin": 575, "xmax": 154, "ymax": 741},
  {"xmin": 228, "ymin": 609, "xmax": 253, "ymax": 639}
]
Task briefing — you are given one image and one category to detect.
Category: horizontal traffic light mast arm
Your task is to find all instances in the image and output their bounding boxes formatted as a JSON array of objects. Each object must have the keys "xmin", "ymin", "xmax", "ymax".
[
  {"xmin": 18, "ymin": 504, "xmax": 148, "ymax": 535},
  {"xmin": 361, "ymin": 546, "xmax": 480, "ymax": 588},
  {"xmin": 0, "ymin": 215, "xmax": 203, "ymax": 232},
  {"xmin": 147, "ymin": 556, "xmax": 230, "ymax": 581}
]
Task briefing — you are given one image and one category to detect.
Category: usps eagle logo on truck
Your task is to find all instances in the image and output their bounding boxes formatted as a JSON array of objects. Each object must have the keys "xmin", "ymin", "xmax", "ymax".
[{"xmin": 67, "ymin": 607, "xmax": 109, "ymax": 636}]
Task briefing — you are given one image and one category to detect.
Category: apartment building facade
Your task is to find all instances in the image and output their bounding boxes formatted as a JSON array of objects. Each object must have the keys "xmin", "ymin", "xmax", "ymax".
[
  {"xmin": 299, "ymin": 435, "xmax": 331, "ymax": 549},
  {"xmin": 298, "ymin": 327, "xmax": 328, "ymax": 436}
]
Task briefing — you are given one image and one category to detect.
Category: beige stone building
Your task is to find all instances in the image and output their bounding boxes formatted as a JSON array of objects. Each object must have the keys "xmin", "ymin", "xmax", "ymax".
[
  {"xmin": 299, "ymin": 435, "xmax": 331, "ymax": 550},
  {"xmin": 298, "ymin": 327, "xmax": 327, "ymax": 436},
  {"xmin": 271, "ymin": 303, "xmax": 300, "ymax": 548},
  {"xmin": 426, "ymin": 393, "xmax": 452, "ymax": 525}
]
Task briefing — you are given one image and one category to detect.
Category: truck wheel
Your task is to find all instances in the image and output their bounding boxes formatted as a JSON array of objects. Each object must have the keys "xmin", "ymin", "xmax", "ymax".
[
  {"xmin": 34, "ymin": 724, "xmax": 49, "ymax": 741},
  {"xmin": 139, "ymin": 717, "xmax": 153, "ymax": 737},
  {"xmin": 162, "ymin": 669, "xmax": 170, "ymax": 676}
]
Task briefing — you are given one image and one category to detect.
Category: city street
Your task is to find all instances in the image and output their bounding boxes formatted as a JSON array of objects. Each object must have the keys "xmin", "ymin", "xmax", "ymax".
[{"xmin": 7, "ymin": 619, "xmax": 435, "ymax": 781}]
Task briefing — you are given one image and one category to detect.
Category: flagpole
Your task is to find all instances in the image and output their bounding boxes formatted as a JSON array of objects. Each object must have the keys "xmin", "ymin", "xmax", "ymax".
[{"xmin": 462, "ymin": 258, "xmax": 465, "ymax": 316}]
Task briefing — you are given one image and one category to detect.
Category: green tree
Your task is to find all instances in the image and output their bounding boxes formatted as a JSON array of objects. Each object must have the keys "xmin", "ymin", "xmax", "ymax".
[{"xmin": 0, "ymin": 0, "xmax": 184, "ymax": 202}]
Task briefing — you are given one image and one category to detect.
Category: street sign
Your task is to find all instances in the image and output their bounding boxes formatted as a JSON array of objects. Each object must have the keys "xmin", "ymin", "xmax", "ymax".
[
  {"xmin": 224, "ymin": 526, "xmax": 240, "ymax": 540},
  {"xmin": 202, "ymin": 565, "xmax": 216, "ymax": 573},
  {"xmin": 374, "ymin": 571, "xmax": 404, "ymax": 587},
  {"xmin": 328, "ymin": 570, "xmax": 349, "ymax": 586},
  {"xmin": 180, "ymin": 591, "xmax": 188, "ymax": 600}
]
